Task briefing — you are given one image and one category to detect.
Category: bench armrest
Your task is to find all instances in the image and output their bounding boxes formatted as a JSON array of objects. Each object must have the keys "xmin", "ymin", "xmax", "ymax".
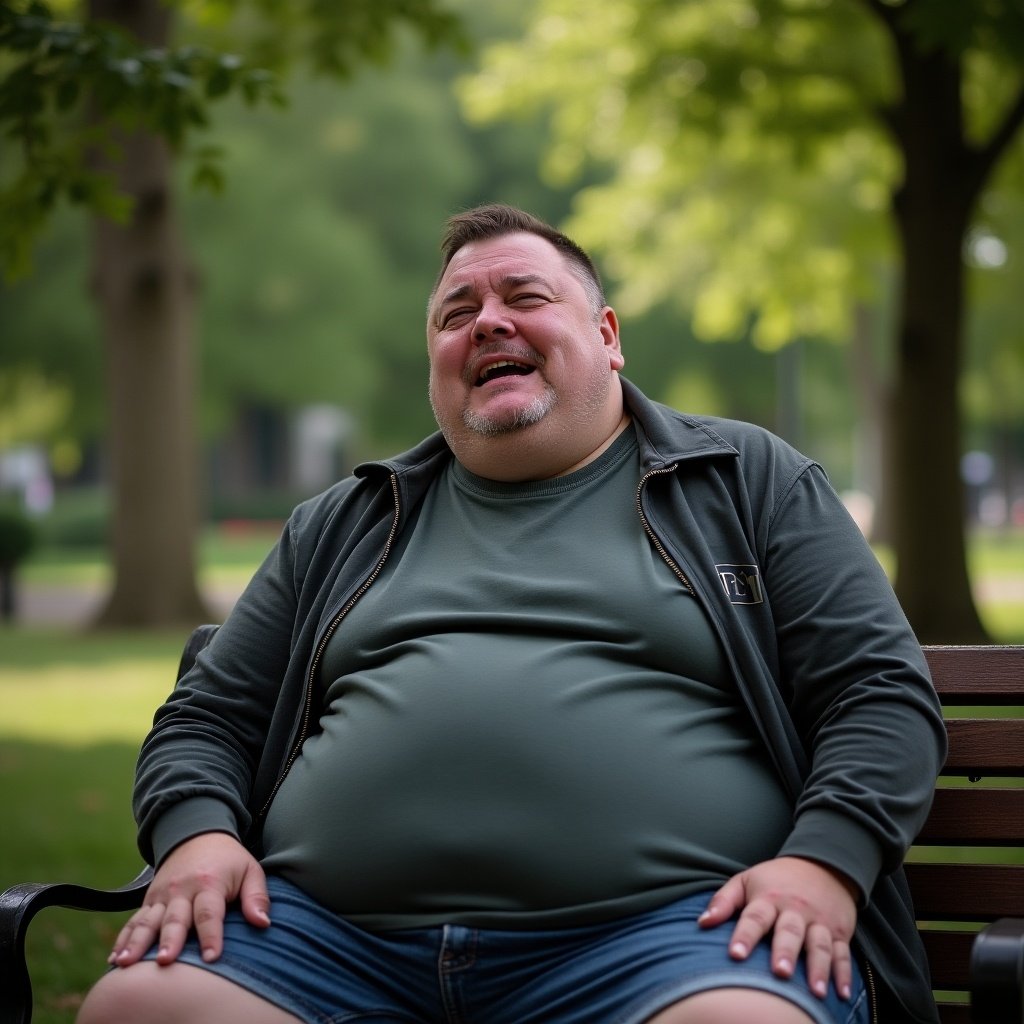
[
  {"xmin": 971, "ymin": 917, "xmax": 1024, "ymax": 1024},
  {"xmin": 0, "ymin": 868, "xmax": 153, "ymax": 1024}
]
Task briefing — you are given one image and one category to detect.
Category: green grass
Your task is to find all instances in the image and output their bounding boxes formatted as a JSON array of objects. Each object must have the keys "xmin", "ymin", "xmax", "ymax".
[{"xmin": 0, "ymin": 630, "xmax": 183, "ymax": 1024}]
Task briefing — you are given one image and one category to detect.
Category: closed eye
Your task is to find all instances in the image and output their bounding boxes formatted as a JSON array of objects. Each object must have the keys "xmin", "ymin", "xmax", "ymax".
[{"xmin": 440, "ymin": 307, "xmax": 476, "ymax": 328}]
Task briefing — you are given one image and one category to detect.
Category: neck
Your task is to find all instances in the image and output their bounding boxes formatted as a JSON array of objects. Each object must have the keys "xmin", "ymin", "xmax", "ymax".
[{"xmin": 452, "ymin": 406, "xmax": 630, "ymax": 483}]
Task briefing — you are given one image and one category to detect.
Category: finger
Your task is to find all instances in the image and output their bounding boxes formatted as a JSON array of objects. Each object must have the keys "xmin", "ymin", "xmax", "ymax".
[
  {"xmin": 698, "ymin": 874, "xmax": 745, "ymax": 929},
  {"xmin": 192, "ymin": 888, "xmax": 228, "ymax": 963},
  {"xmin": 154, "ymin": 894, "xmax": 197, "ymax": 965},
  {"xmin": 728, "ymin": 898, "xmax": 780, "ymax": 961},
  {"xmin": 803, "ymin": 922, "xmax": 834, "ymax": 998},
  {"xmin": 831, "ymin": 939, "xmax": 854, "ymax": 1001},
  {"xmin": 239, "ymin": 860, "xmax": 271, "ymax": 929},
  {"xmin": 110, "ymin": 901, "xmax": 166, "ymax": 966},
  {"xmin": 768, "ymin": 908, "xmax": 807, "ymax": 979}
]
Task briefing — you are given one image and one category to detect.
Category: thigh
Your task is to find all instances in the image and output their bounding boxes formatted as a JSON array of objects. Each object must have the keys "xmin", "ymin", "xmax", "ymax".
[
  {"xmin": 77, "ymin": 961, "xmax": 302, "ymax": 1024},
  {"xmin": 644, "ymin": 987, "xmax": 816, "ymax": 1024},
  {"xmin": 463, "ymin": 892, "xmax": 868, "ymax": 1024},
  {"xmin": 124, "ymin": 877, "xmax": 435, "ymax": 1024}
]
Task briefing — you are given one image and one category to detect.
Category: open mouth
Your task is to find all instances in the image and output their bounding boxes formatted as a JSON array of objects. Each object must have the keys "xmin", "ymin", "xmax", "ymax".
[{"xmin": 474, "ymin": 360, "xmax": 535, "ymax": 387}]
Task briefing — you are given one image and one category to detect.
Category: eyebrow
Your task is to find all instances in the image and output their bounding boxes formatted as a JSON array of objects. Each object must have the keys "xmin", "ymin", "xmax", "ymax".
[{"xmin": 437, "ymin": 274, "xmax": 552, "ymax": 310}]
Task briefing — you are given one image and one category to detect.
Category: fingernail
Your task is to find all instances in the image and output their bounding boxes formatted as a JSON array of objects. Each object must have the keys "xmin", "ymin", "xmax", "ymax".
[
  {"xmin": 730, "ymin": 942, "xmax": 747, "ymax": 958},
  {"xmin": 777, "ymin": 957, "xmax": 793, "ymax": 975},
  {"xmin": 841, "ymin": 984, "xmax": 851, "ymax": 1001},
  {"xmin": 202, "ymin": 947, "xmax": 216, "ymax": 963},
  {"xmin": 814, "ymin": 979, "xmax": 827, "ymax": 997}
]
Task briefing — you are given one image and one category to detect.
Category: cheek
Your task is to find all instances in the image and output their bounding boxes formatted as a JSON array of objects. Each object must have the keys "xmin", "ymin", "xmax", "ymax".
[{"xmin": 428, "ymin": 334, "xmax": 467, "ymax": 379}]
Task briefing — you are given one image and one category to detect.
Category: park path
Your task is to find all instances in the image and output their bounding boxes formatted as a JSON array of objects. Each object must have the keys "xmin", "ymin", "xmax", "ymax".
[{"xmin": 16, "ymin": 581, "xmax": 244, "ymax": 627}]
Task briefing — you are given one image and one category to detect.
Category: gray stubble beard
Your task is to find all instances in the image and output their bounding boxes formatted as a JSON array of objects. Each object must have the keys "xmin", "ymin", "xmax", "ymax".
[{"xmin": 459, "ymin": 383, "xmax": 557, "ymax": 438}]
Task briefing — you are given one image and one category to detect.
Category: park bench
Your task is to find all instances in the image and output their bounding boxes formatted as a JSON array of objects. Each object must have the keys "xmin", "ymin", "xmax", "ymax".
[{"xmin": 1, "ymin": 633, "xmax": 1022, "ymax": 1024}]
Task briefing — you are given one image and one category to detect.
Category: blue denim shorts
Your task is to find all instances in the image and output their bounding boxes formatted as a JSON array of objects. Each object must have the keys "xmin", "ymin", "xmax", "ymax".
[{"xmin": 143, "ymin": 876, "xmax": 869, "ymax": 1024}]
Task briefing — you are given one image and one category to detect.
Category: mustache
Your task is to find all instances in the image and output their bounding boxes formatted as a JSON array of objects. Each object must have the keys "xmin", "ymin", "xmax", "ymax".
[{"xmin": 462, "ymin": 342, "xmax": 546, "ymax": 386}]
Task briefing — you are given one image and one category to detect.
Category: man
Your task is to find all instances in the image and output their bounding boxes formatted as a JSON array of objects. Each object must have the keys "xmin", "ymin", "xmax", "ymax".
[{"xmin": 78, "ymin": 205, "xmax": 946, "ymax": 1024}]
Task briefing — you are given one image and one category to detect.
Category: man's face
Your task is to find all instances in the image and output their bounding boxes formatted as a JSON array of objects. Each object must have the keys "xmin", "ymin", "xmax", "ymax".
[{"xmin": 427, "ymin": 232, "xmax": 624, "ymax": 477}]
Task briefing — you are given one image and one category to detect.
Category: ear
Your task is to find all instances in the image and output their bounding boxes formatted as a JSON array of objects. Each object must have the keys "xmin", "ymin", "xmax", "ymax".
[{"xmin": 600, "ymin": 306, "xmax": 625, "ymax": 371}]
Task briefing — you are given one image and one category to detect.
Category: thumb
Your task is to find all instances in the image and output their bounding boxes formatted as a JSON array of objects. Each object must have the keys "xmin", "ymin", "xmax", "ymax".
[
  {"xmin": 698, "ymin": 872, "xmax": 746, "ymax": 928},
  {"xmin": 238, "ymin": 859, "xmax": 271, "ymax": 928}
]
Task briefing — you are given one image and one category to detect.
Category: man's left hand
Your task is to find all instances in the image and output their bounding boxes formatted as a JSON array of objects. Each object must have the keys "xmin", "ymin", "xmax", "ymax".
[{"xmin": 698, "ymin": 856, "xmax": 859, "ymax": 1001}]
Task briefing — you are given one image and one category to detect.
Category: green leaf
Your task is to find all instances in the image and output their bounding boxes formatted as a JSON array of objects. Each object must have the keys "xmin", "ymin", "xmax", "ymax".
[
  {"xmin": 191, "ymin": 161, "xmax": 225, "ymax": 193},
  {"xmin": 55, "ymin": 76, "xmax": 78, "ymax": 111},
  {"xmin": 205, "ymin": 65, "xmax": 233, "ymax": 98}
]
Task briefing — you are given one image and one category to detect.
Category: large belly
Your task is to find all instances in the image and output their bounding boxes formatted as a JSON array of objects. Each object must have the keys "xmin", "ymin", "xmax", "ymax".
[{"xmin": 260, "ymin": 636, "xmax": 793, "ymax": 927}]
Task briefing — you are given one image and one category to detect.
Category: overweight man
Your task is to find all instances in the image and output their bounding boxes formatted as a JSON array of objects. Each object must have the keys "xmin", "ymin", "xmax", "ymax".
[{"xmin": 78, "ymin": 204, "xmax": 946, "ymax": 1024}]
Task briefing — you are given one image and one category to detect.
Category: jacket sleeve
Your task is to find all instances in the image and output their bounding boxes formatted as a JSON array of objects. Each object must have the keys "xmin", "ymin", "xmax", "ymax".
[
  {"xmin": 763, "ymin": 464, "xmax": 947, "ymax": 900},
  {"xmin": 132, "ymin": 515, "xmax": 303, "ymax": 866}
]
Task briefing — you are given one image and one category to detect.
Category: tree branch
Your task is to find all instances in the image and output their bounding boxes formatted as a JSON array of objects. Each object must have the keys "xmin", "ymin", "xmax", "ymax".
[{"xmin": 971, "ymin": 82, "xmax": 1024, "ymax": 192}]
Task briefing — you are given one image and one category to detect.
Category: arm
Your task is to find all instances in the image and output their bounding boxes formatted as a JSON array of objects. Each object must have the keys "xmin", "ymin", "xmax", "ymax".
[
  {"xmin": 133, "ymin": 518, "xmax": 303, "ymax": 866},
  {"xmin": 703, "ymin": 465, "xmax": 946, "ymax": 999},
  {"xmin": 121, "ymin": 519, "xmax": 305, "ymax": 961}
]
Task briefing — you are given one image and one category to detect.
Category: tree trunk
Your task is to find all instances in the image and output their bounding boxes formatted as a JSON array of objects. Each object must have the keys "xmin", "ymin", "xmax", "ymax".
[
  {"xmin": 89, "ymin": 0, "xmax": 214, "ymax": 628},
  {"xmin": 889, "ymin": 38, "xmax": 989, "ymax": 643}
]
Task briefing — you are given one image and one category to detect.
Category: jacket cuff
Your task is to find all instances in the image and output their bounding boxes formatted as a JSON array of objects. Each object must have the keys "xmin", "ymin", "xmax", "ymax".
[
  {"xmin": 778, "ymin": 808, "xmax": 884, "ymax": 905},
  {"xmin": 150, "ymin": 796, "xmax": 241, "ymax": 867}
]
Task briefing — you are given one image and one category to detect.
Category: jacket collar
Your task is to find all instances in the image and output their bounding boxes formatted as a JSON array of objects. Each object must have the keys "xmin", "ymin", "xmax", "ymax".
[{"xmin": 621, "ymin": 377, "xmax": 738, "ymax": 469}]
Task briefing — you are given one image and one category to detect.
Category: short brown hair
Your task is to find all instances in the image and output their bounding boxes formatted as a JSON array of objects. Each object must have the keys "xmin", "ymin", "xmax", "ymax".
[{"xmin": 433, "ymin": 203, "xmax": 606, "ymax": 310}]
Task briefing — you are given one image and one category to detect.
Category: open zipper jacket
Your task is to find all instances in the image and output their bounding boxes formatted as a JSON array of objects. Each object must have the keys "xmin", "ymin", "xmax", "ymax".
[{"xmin": 135, "ymin": 378, "xmax": 946, "ymax": 1023}]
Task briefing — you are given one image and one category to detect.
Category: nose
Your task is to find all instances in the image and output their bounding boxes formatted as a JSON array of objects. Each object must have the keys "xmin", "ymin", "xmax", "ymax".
[{"xmin": 472, "ymin": 299, "xmax": 514, "ymax": 344}]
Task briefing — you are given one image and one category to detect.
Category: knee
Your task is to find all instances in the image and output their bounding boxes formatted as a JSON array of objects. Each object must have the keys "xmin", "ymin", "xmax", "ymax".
[{"xmin": 76, "ymin": 963, "xmax": 165, "ymax": 1024}]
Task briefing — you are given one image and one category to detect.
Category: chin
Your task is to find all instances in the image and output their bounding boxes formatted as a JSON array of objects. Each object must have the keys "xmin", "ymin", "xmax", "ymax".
[{"xmin": 462, "ymin": 393, "xmax": 555, "ymax": 438}]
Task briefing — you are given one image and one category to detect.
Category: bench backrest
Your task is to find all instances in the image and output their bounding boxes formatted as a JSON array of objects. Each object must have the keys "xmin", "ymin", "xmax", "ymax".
[{"xmin": 913, "ymin": 645, "xmax": 1024, "ymax": 1024}]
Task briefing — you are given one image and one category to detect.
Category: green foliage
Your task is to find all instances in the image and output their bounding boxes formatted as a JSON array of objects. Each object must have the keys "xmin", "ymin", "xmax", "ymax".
[
  {"xmin": 460, "ymin": 0, "xmax": 899, "ymax": 349},
  {"xmin": 0, "ymin": 0, "xmax": 867, "ymax": 467},
  {"xmin": 0, "ymin": 0, "xmax": 479, "ymax": 457},
  {"xmin": 0, "ymin": 368, "xmax": 71, "ymax": 447},
  {"xmin": 459, "ymin": 0, "xmax": 1024, "ymax": 354},
  {"xmin": 0, "ymin": 1, "xmax": 287, "ymax": 280},
  {"xmin": 34, "ymin": 488, "xmax": 110, "ymax": 548},
  {"xmin": 0, "ymin": 502, "xmax": 36, "ymax": 566},
  {"xmin": 175, "ymin": 0, "xmax": 468, "ymax": 81}
]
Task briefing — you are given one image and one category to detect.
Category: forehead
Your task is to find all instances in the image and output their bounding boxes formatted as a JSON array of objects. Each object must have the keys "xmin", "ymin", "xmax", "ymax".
[{"xmin": 433, "ymin": 232, "xmax": 576, "ymax": 304}]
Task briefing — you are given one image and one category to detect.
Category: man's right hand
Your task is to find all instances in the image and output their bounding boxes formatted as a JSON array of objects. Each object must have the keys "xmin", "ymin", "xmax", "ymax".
[{"xmin": 109, "ymin": 832, "xmax": 270, "ymax": 967}]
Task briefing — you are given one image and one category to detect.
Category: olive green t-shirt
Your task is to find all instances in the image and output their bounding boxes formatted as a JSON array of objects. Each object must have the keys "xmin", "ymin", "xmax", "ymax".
[{"xmin": 261, "ymin": 428, "xmax": 793, "ymax": 929}]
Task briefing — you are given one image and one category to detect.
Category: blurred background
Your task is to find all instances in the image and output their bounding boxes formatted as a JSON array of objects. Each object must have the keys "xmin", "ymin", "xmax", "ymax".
[{"xmin": 1, "ymin": 1, "xmax": 1022, "ymax": 1017}]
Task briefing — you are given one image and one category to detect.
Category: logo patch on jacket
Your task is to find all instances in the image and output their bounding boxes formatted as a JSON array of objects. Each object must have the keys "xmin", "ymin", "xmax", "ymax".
[{"xmin": 715, "ymin": 564, "xmax": 764, "ymax": 605}]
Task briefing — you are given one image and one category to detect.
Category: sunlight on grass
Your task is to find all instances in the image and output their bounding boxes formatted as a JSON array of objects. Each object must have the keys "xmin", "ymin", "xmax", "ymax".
[{"xmin": 0, "ymin": 630, "xmax": 182, "ymax": 744}]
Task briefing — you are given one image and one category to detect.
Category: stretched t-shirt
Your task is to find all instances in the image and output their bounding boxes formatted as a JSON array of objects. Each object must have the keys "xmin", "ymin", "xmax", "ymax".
[{"xmin": 261, "ymin": 427, "xmax": 793, "ymax": 929}]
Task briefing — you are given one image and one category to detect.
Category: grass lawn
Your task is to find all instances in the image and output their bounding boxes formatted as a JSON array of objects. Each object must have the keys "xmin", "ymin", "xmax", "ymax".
[
  {"xmin": 0, "ymin": 629, "xmax": 184, "ymax": 1024},
  {"xmin": 2, "ymin": 525, "xmax": 1021, "ymax": 1021}
]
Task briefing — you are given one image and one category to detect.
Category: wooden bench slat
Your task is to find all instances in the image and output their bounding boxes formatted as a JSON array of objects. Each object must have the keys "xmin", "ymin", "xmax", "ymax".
[
  {"xmin": 942, "ymin": 719, "xmax": 1024, "ymax": 776},
  {"xmin": 935, "ymin": 1002, "xmax": 972, "ymax": 1024},
  {"xmin": 919, "ymin": 929, "xmax": 978, "ymax": 988},
  {"xmin": 905, "ymin": 863, "xmax": 1024, "ymax": 919},
  {"xmin": 924, "ymin": 646, "xmax": 1024, "ymax": 703},
  {"xmin": 917, "ymin": 788, "xmax": 1024, "ymax": 844}
]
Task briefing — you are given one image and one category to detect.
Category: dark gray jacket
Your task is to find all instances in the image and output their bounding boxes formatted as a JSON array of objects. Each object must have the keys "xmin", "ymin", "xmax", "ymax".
[{"xmin": 135, "ymin": 378, "xmax": 946, "ymax": 1023}]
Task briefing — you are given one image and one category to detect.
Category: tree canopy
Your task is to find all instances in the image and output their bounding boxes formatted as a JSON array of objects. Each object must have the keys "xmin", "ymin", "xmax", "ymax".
[{"xmin": 459, "ymin": 0, "xmax": 1024, "ymax": 641}]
